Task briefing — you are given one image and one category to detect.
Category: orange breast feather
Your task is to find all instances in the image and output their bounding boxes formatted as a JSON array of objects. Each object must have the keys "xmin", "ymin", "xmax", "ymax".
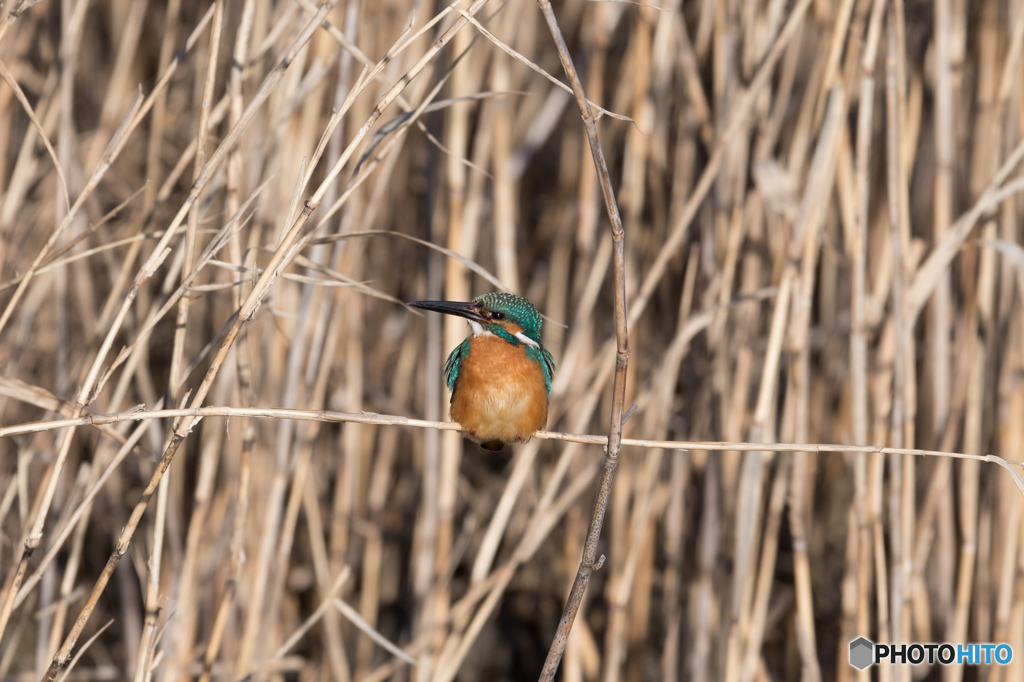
[{"xmin": 450, "ymin": 334, "xmax": 549, "ymax": 445}]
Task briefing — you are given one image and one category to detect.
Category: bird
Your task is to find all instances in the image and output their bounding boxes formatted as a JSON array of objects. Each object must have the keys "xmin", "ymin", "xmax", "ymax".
[{"xmin": 407, "ymin": 292, "xmax": 555, "ymax": 451}]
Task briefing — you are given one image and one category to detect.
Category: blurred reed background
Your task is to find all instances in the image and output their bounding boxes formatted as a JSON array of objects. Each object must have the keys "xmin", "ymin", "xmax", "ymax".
[{"xmin": 1, "ymin": 0, "xmax": 1024, "ymax": 680}]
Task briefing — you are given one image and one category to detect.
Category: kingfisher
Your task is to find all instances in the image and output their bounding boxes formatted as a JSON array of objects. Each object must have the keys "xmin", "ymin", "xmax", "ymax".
[{"xmin": 408, "ymin": 292, "xmax": 555, "ymax": 451}]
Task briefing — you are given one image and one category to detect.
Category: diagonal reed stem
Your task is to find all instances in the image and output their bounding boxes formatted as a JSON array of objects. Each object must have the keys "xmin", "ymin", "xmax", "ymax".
[{"xmin": 533, "ymin": 1, "xmax": 628, "ymax": 678}]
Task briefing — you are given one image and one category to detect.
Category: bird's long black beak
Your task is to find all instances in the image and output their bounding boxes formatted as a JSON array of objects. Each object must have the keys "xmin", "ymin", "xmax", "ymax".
[{"xmin": 407, "ymin": 299, "xmax": 485, "ymax": 323}]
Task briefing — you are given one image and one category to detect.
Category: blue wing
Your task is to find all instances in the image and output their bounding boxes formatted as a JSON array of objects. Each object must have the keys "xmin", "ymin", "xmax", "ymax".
[
  {"xmin": 527, "ymin": 346, "xmax": 557, "ymax": 394},
  {"xmin": 444, "ymin": 338, "xmax": 471, "ymax": 392}
]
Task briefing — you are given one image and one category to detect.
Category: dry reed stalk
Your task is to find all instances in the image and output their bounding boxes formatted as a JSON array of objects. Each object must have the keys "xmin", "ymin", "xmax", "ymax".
[
  {"xmin": 884, "ymin": 11, "xmax": 909, "ymax": 677},
  {"xmin": 603, "ymin": 208, "xmax": 694, "ymax": 682},
  {"xmin": 131, "ymin": 465, "xmax": 168, "ymax": 682},
  {"xmin": 27, "ymin": 0, "xmax": 390, "ymax": 673},
  {"xmin": 5, "ymin": 404, "xmax": 1024, "ymax": 472},
  {"xmin": 188, "ymin": 1, "xmax": 257, "ymax": 677},
  {"xmin": 787, "ymin": 85, "xmax": 847, "ymax": 682},
  {"xmin": 0, "ymin": 2, "xmax": 215, "ymax": 339},
  {"xmin": 0, "ymin": 85, "xmax": 146, "ymax": 645},
  {"xmin": 849, "ymin": 5, "xmax": 884, "ymax": 680},
  {"xmin": 533, "ymin": 0, "xmax": 629, "ymax": 676},
  {"xmin": 425, "ymin": 7, "xmax": 485, "ymax": 665},
  {"xmin": 431, "ymin": 458, "xmax": 604, "ymax": 682},
  {"xmin": 0, "ymin": 0, "xmax": 222, "ymax": 633},
  {"xmin": 489, "ymin": 4, "xmax": 519, "ymax": 295},
  {"xmin": 162, "ymin": 7, "xmax": 225, "ymax": 679},
  {"xmin": 930, "ymin": 0, "xmax": 953, "ymax": 454}
]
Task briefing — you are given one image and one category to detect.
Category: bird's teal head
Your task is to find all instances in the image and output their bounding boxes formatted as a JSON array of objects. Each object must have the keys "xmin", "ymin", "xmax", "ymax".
[
  {"xmin": 407, "ymin": 292, "xmax": 544, "ymax": 346},
  {"xmin": 408, "ymin": 292, "xmax": 555, "ymax": 395}
]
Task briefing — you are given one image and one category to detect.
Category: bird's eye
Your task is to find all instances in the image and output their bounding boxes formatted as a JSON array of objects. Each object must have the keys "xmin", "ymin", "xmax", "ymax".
[{"xmin": 491, "ymin": 311, "xmax": 504, "ymax": 320}]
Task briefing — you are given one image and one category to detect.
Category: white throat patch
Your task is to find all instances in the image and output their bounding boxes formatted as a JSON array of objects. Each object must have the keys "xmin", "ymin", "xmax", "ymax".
[
  {"xmin": 515, "ymin": 332, "xmax": 540, "ymax": 348},
  {"xmin": 469, "ymin": 321, "xmax": 492, "ymax": 338}
]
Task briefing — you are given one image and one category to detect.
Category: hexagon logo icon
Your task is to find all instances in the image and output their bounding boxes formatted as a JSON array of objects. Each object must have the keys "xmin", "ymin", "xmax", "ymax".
[{"xmin": 849, "ymin": 637, "xmax": 874, "ymax": 670}]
